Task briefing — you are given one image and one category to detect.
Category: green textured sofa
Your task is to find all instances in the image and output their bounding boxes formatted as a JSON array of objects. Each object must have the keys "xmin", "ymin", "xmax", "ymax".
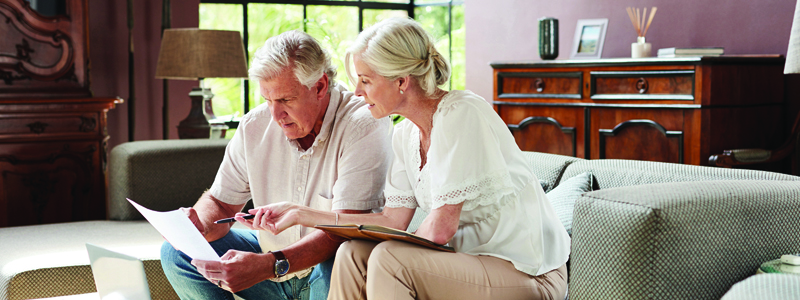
[{"xmin": 1, "ymin": 140, "xmax": 799, "ymax": 300}]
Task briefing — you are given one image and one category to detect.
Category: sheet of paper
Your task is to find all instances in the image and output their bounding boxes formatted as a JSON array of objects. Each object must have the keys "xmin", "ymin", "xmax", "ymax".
[{"xmin": 127, "ymin": 198, "xmax": 220, "ymax": 262}]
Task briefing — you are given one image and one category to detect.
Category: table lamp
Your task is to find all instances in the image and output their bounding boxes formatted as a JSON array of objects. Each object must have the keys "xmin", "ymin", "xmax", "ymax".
[{"xmin": 155, "ymin": 28, "xmax": 248, "ymax": 139}]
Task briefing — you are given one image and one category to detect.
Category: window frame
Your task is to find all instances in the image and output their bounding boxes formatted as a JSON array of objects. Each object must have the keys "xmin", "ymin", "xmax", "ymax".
[{"xmin": 199, "ymin": 0, "xmax": 464, "ymax": 128}]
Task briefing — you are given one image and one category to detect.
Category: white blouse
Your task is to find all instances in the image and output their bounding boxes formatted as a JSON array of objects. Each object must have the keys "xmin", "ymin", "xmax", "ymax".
[{"xmin": 384, "ymin": 90, "xmax": 570, "ymax": 276}]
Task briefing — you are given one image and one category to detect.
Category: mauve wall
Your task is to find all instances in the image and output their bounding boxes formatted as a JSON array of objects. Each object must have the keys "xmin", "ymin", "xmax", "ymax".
[
  {"xmin": 89, "ymin": 0, "xmax": 199, "ymax": 150},
  {"xmin": 465, "ymin": 0, "xmax": 800, "ymax": 129}
]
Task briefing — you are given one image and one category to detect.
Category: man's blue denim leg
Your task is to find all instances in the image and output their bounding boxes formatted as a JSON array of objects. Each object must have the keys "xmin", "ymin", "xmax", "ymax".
[{"xmin": 307, "ymin": 256, "xmax": 334, "ymax": 300}]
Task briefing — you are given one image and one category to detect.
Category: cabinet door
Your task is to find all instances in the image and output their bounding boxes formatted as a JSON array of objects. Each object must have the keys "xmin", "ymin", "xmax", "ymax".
[
  {"xmin": 0, "ymin": 141, "xmax": 105, "ymax": 227},
  {"xmin": 591, "ymin": 108, "xmax": 686, "ymax": 163},
  {"xmin": 496, "ymin": 105, "xmax": 585, "ymax": 157}
]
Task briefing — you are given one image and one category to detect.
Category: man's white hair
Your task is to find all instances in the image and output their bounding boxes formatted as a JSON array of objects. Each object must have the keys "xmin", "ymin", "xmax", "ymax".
[{"xmin": 249, "ymin": 30, "xmax": 337, "ymax": 91}]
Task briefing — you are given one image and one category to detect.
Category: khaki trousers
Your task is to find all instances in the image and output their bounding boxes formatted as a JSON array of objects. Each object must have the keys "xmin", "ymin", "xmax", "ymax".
[{"xmin": 328, "ymin": 240, "xmax": 567, "ymax": 300}]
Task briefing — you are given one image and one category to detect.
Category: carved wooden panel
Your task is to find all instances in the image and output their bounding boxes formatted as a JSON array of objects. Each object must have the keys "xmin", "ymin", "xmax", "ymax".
[
  {"xmin": 0, "ymin": 140, "xmax": 104, "ymax": 227},
  {"xmin": 497, "ymin": 105, "xmax": 584, "ymax": 157},
  {"xmin": 598, "ymin": 120, "xmax": 683, "ymax": 163},
  {"xmin": 509, "ymin": 116, "xmax": 576, "ymax": 157},
  {"xmin": 0, "ymin": 0, "xmax": 90, "ymax": 99}
]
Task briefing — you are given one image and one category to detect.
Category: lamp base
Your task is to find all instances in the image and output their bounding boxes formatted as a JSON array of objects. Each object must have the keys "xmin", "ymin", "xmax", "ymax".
[{"xmin": 177, "ymin": 87, "xmax": 216, "ymax": 139}]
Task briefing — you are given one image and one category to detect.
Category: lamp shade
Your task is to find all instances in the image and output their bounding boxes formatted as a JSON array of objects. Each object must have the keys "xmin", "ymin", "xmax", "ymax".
[
  {"xmin": 155, "ymin": 29, "xmax": 248, "ymax": 80},
  {"xmin": 787, "ymin": 0, "xmax": 800, "ymax": 74}
]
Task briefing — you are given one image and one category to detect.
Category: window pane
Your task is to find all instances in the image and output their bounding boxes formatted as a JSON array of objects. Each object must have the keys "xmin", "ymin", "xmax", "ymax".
[
  {"xmin": 367, "ymin": 0, "xmax": 410, "ymax": 3},
  {"xmin": 247, "ymin": 4, "xmax": 304, "ymax": 110},
  {"xmin": 306, "ymin": 5, "xmax": 359, "ymax": 91},
  {"xmin": 363, "ymin": 9, "xmax": 409, "ymax": 29},
  {"xmin": 450, "ymin": 4, "xmax": 465, "ymax": 90},
  {"xmin": 414, "ymin": 5, "xmax": 450, "ymax": 89},
  {"xmin": 200, "ymin": 4, "xmax": 245, "ymax": 121},
  {"xmin": 414, "ymin": 0, "xmax": 450, "ymax": 4}
]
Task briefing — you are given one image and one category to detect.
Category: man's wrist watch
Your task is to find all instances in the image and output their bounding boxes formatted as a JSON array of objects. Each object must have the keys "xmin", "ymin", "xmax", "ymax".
[{"xmin": 270, "ymin": 250, "xmax": 290, "ymax": 278}]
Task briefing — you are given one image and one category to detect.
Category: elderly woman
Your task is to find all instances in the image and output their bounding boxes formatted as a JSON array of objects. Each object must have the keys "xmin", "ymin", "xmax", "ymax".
[{"xmin": 237, "ymin": 18, "xmax": 570, "ymax": 300}]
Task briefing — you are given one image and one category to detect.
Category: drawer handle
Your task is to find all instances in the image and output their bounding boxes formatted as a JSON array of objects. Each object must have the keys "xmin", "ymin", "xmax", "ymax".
[
  {"xmin": 27, "ymin": 121, "xmax": 49, "ymax": 134},
  {"xmin": 534, "ymin": 78, "xmax": 545, "ymax": 93},
  {"xmin": 636, "ymin": 78, "xmax": 649, "ymax": 94}
]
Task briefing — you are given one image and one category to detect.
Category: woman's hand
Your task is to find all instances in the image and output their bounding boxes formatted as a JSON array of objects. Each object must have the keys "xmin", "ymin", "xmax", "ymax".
[{"xmin": 235, "ymin": 202, "xmax": 301, "ymax": 235}]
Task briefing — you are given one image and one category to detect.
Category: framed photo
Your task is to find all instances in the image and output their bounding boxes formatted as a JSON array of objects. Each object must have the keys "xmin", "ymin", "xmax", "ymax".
[{"xmin": 570, "ymin": 18, "xmax": 608, "ymax": 59}]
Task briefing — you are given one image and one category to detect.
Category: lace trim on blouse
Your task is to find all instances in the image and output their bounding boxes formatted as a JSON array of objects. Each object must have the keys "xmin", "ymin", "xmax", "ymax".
[
  {"xmin": 430, "ymin": 169, "xmax": 516, "ymax": 211},
  {"xmin": 385, "ymin": 193, "xmax": 418, "ymax": 209}
]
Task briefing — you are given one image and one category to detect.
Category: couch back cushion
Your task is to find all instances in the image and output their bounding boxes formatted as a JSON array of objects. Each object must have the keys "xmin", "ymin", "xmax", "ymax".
[
  {"xmin": 108, "ymin": 139, "xmax": 230, "ymax": 220},
  {"xmin": 561, "ymin": 159, "xmax": 800, "ymax": 189},
  {"xmin": 522, "ymin": 151, "xmax": 584, "ymax": 192}
]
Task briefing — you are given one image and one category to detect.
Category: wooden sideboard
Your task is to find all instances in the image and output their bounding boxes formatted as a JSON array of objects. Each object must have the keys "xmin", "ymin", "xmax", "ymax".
[
  {"xmin": 1, "ymin": 0, "xmax": 121, "ymax": 227},
  {"xmin": 0, "ymin": 98, "xmax": 120, "ymax": 227},
  {"xmin": 492, "ymin": 56, "xmax": 786, "ymax": 165}
]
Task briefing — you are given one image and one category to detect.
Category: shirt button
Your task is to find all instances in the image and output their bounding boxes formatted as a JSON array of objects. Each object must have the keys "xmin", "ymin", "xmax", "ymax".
[{"xmin": 297, "ymin": 187, "xmax": 302, "ymax": 191}]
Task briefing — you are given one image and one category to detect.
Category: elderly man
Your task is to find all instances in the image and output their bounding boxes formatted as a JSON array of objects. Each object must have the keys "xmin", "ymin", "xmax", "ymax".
[{"xmin": 160, "ymin": 30, "xmax": 393, "ymax": 300}]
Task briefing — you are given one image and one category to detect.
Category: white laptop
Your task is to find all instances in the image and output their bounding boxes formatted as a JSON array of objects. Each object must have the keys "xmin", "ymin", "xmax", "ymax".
[{"xmin": 85, "ymin": 243, "xmax": 153, "ymax": 300}]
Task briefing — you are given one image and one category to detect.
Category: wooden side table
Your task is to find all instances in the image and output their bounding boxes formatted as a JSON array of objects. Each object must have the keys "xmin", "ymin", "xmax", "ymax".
[{"xmin": 491, "ymin": 56, "xmax": 786, "ymax": 165}]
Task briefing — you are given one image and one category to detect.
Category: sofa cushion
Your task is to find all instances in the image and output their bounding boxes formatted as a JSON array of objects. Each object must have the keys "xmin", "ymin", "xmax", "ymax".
[
  {"xmin": 0, "ymin": 221, "xmax": 176, "ymax": 300},
  {"xmin": 569, "ymin": 180, "xmax": 800, "ymax": 300},
  {"xmin": 109, "ymin": 139, "xmax": 230, "ymax": 221},
  {"xmin": 522, "ymin": 151, "xmax": 583, "ymax": 193},
  {"xmin": 561, "ymin": 159, "xmax": 800, "ymax": 190},
  {"xmin": 546, "ymin": 172, "xmax": 593, "ymax": 235}
]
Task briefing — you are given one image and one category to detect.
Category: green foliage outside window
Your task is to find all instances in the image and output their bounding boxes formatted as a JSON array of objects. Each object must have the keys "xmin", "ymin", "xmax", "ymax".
[{"xmin": 199, "ymin": 1, "xmax": 465, "ymax": 129}]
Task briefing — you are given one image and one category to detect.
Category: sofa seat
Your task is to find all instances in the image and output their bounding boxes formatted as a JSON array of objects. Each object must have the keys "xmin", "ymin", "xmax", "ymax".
[{"xmin": 0, "ymin": 220, "xmax": 174, "ymax": 300}]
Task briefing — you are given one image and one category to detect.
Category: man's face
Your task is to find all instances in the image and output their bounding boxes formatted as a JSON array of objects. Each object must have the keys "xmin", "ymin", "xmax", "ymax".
[{"xmin": 259, "ymin": 69, "xmax": 327, "ymax": 140}]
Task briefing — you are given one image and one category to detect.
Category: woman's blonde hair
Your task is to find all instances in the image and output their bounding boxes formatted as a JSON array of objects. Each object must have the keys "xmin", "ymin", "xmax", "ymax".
[
  {"xmin": 249, "ymin": 30, "xmax": 336, "ymax": 91},
  {"xmin": 345, "ymin": 17, "xmax": 450, "ymax": 97}
]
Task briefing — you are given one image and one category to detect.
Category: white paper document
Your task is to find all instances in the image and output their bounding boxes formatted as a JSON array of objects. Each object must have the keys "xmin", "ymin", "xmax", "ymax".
[{"xmin": 127, "ymin": 198, "xmax": 221, "ymax": 261}]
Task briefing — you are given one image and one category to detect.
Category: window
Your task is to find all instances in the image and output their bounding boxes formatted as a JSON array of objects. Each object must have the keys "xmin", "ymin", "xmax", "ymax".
[{"xmin": 199, "ymin": 0, "xmax": 465, "ymax": 133}]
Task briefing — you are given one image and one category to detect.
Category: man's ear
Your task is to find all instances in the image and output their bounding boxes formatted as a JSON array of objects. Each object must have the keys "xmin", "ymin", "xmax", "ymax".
[{"xmin": 315, "ymin": 73, "xmax": 330, "ymax": 100}]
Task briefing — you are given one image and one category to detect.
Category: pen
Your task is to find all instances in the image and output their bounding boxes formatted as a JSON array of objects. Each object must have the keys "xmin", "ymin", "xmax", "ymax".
[{"xmin": 214, "ymin": 214, "xmax": 255, "ymax": 224}]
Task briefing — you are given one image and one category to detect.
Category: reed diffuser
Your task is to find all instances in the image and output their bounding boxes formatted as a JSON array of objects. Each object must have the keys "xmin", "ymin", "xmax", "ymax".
[{"xmin": 626, "ymin": 6, "xmax": 657, "ymax": 58}]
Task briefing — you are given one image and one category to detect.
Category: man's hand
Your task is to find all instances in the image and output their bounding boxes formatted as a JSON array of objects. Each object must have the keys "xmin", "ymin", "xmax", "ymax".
[
  {"xmin": 181, "ymin": 207, "xmax": 207, "ymax": 236},
  {"xmin": 235, "ymin": 202, "xmax": 300, "ymax": 235},
  {"xmin": 191, "ymin": 250, "xmax": 273, "ymax": 293}
]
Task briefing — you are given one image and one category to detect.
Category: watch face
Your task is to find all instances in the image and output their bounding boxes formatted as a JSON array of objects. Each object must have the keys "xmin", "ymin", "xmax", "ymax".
[{"xmin": 276, "ymin": 259, "xmax": 290, "ymax": 276}]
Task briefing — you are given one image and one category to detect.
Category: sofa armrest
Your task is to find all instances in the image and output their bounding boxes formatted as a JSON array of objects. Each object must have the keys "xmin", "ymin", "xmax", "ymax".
[
  {"xmin": 108, "ymin": 139, "xmax": 230, "ymax": 220},
  {"xmin": 568, "ymin": 180, "xmax": 800, "ymax": 300}
]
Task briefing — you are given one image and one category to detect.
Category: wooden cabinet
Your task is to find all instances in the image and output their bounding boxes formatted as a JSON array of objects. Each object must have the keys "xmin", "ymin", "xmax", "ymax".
[
  {"xmin": 492, "ymin": 57, "xmax": 786, "ymax": 165},
  {"xmin": 0, "ymin": 98, "xmax": 119, "ymax": 227},
  {"xmin": 0, "ymin": 0, "xmax": 121, "ymax": 227}
]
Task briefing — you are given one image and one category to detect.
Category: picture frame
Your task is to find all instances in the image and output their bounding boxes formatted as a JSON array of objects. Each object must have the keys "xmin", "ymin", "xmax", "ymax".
[{"xmin": 570, "ymin": 18, "xmax": 609, "ymax": 59}]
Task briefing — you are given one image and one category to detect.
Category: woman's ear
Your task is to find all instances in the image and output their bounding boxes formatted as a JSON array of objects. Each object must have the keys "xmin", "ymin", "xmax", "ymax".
[{"xmin": 396, "ymin": 75, "xmax": 411, "ymax": 92}]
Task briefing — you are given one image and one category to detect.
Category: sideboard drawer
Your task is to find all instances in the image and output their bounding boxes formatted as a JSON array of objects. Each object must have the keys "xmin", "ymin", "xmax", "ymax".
[
  {"xmin": 590, "ymin": 70, "xmax": 695, "ymax": 101},
  {"xmin": 0, "ymin": 112, "xmax": 100, "ymax": 137},
  {"xmin": 497, "ymin": 71, "xmax": 582, "ymax": 99}
]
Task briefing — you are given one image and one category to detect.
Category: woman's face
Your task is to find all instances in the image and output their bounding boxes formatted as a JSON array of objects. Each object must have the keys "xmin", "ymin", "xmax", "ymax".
[{"xmin": 353, "ymin": 54, "xmax": 402, "ymax": 119}]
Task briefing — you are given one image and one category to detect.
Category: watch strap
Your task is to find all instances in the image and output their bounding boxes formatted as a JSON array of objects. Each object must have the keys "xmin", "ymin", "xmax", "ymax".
[{"xmin": 271, "ymin": 250, "xmax": 286, "ymax": 261}]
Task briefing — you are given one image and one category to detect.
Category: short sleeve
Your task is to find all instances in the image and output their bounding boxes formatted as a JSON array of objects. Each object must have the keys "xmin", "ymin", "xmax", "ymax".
[
  {"xmin": 330, "ymin": 111, "xmax": 394, "ymax": 211},
  {"xmin": 426, "ymin": 93, "xmax": 518, "ymax": 211},
  {"xmin": 383, "ymin": 120, "xmax": 419, "ymax": 209},
  {"xmin": 208, "ymin": 114, "xmax": 253, "ymax": 205}
]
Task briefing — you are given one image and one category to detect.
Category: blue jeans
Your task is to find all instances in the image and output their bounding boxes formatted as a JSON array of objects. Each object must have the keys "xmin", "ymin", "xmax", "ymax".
[{"xmin": 161, "ymin": 228, "xmax": 333, "ymax": 300}]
